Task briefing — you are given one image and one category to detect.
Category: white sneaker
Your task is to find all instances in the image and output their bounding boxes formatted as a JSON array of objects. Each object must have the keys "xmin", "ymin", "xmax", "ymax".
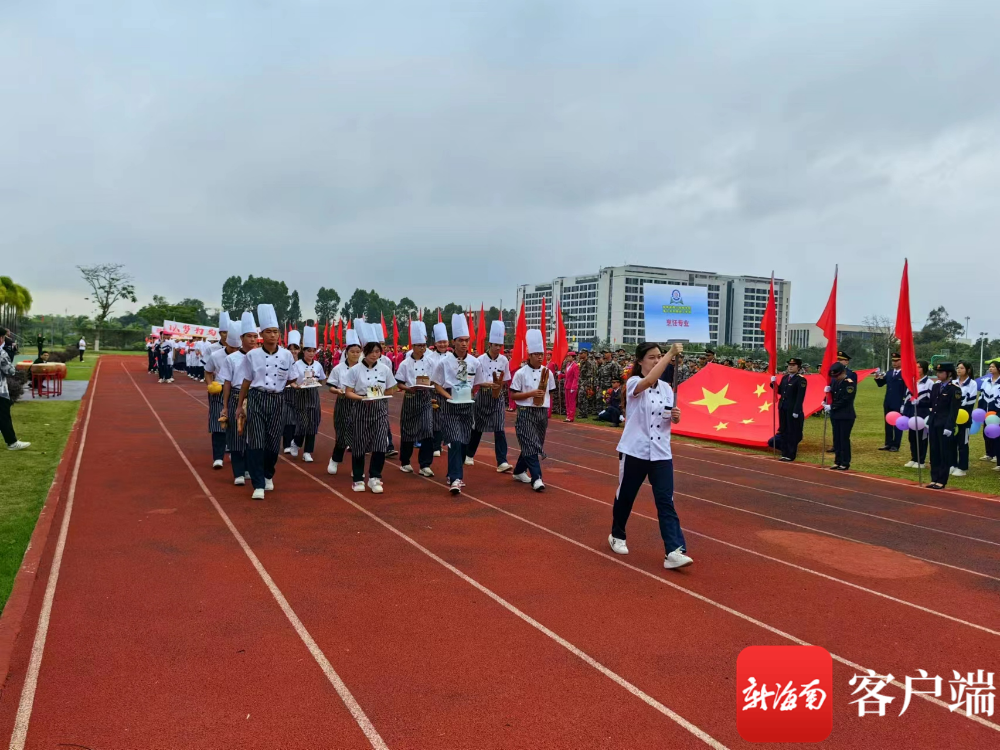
[
  {"xmin": 433, "ymin": 450, "xmax": 441, "ymax": 457},
  {"xmin": 283, "ymin": 447, "xmax": 292, "ymax": 455},
  {"xmin": 497, "ymin": 462, "xmax": 513, "ymax": 473},
  {"xmin": 264, "ymin": 478, "xmax": 274, "ymax": 491},
  {"xmin": 212, "ymin": 459, "xmax": 224, "ymax": 469},
  {"xmin": 419, "ymin": 467, "xmax": 434, "ymax": 477},
  {"xmin": 664, "ymin": 548, "xmax": 693, "ymax": 569},
  {"xmin": 981, "ymin": 455, "xmax": 993, "ymax": 461},
  {"xmin": 513, "ymin": 472, "xmax": 531, "ymax": 483},
  {"xmin": 234, "ymin": 476, "xmax": 245, "ymax": 486},
  {"xmin": 904, "ymin": 461, "xmax": 916, "ymax": 468},
  {"xmin": 918, "ymin": 463, "xmax": 927, "ymax": 469},
  {"xmin": 327, "ymin": 459, "xmax": 339, "ymax": 475},
  {"xmin": 532, "ymin": 478, "xmax": 545, "ymax": 492},
  {"xmin": 244, "ymin": 471, "xmax": 251, "ymax": 479},
  {"xmin": 7, "ymin": 441, "xmax": 30, "ymax": 451},
  {"xmin": 290, "ymin": 443, "xmax": 299, "ymax": 457},
  {"xmin": 400, "ymin": 464, "xmax": 414, "ymax": 473},
  {"xmin": 449, "ymin": 479, "xmax": 462, "ymax": 495},
  {"xmin": 368, "ymin": 478, "xmax": 384, "ymax": 494},
  {"xmin": 352, "ymin": 481, "xmax": 365, "ymax": 492},
  {"xmin": 608, "ymin": 535, "xmax": 629, "ymax": 555},
  {"xmin": 158, "ymin": 379, "xmax": 164, "ymax": 383},
  {"xmin": 464, "ymin": 457, "xmax": 475, "ymax": 466},
  {"xmin": 302, "ymin": 453, "xmax": 313, "ymax": 463},
  {"xmin": 953, "ymin": 469, "xmax": 967, "ymax": 477},
  {"xmin": 251, "ymin": 488, "xmax": 265, "ymax": 500},
  {"xmin": 167, "ymin": 378, "xmax": 174, "ymax": 383}
]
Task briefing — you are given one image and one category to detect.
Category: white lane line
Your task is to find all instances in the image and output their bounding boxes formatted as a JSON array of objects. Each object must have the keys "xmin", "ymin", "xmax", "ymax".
[
  {"xmin": 9, "ymin": 360, "xmax": 102, "ymax": 750},
  {"xmin": 124, "ymin": 366, "xmax": 388, "ymax": 750}
]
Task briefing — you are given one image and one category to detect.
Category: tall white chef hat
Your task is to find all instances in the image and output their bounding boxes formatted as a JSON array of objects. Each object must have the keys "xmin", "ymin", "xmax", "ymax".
[
  {"xmin": 526, "ymin": 329, "xmax": 544, "ymax": 354},
  {"xmin": 451, "ymin": 313, "xmax": 469, "ymax": 339},
  {"xmin": 433, "ymin": 322, "xmax": 448, "ymax": 343},
  {"xmin": 345, "ymin": 328, "xmax": 361, "ymax": 348},
  {"xmin": 302, "ymin": 326, "xmax": 317, "ymax": 349},
  {"xmin": 257, "ymin": 304, "xmax": 279, "ymax": 331},
  {"xmin": 355, "ymin": 319, "xmax": 370, "ymax": 346},
  {"xmin": 240, "ymin": 311, "xmax": 257, "ymax": 334},
  {"xmin": 219, "ymin": 311, "xmax": 231, "ymax": 331},
  {"xmin": 410, "ymin": 320, "xmax": 427, "ymax": 345},
  {"xmin": 226, "ymin": 321, "xmax": 242, "ymax": 348},
  {"xmin": 489, "ymin": 320, "xmax": 506, "ymax": 345},
  {"xmin": 287, "ymin": 329, "xmax": 301, "ymax": 347},
  {"xmin": 375, "ymin": 322, "xmax": 386, "ymax": 344}
]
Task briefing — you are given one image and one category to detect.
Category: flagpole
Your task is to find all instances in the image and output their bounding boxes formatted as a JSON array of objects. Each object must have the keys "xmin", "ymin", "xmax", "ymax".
[{"xmin": 820, "ymin": 411, "xmax": 828, "ymax": 467}]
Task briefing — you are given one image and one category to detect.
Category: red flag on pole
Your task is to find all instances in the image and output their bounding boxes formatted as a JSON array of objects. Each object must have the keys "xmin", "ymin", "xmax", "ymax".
[
  {"xmin": 477, "ymin": 304, "xmax": 486, "ymax": 354},
  {"xmin": 337, "ymin": 318, "xmax": 344, "ymax": 348},
  {"xmin": 540, "ymin": 296, "xmax": 548, "ymax": 364},
  {"xmin": 381, "ymin": 313, "xmax": 388, "ymax": 340},
  {"xmin": 817, "ymin": 267, "xmax": 839, "ymax": 391},
  {"xmin": 419, "ymin": 308, "xmax": 423, "ymax": 322},
  {"xmin": 552, "ymin": 305, "xmax": 568, "ymax": 366},
  {"xmin": 392, "ymin": 314, "xmax": 399, "ymax": 351},
  {"xmin": 759, "ymin": 273, "xmax": 777, "ymax": 376},
  {"xmin": 437, "ymin": 308, "xmax": 442, "ymax": 323},
  {"xmin": 895, "ymin": 260, "xmax": 919, "ymax": 402},
  {"xmin": 510, "ymin": 302, "xmax": 528, "ymax": 370}
]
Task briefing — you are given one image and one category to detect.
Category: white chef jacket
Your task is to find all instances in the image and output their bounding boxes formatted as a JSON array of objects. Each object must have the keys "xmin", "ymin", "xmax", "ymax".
[
  {"xmin": 475, "ymin": 352, "xmax": 512, "ymax": 386},
  {"xmin": 510, "ymin": 365, "xmax": 556, "ymax": 408},
  {"xmin": 431, "ymin": 352, "xmax": 479, "ymax": 390},
  {"xmin": 616, "ymin": 376, "xmax": 674, "ymax": 461},
  {"xmin": 290, "ymin": 360, "xmax": 327, "ymax": 386},
  {"xmin": 244, "ymin": 346, "xmax": 294, "ymax": 392},
  {"xmin": 343, "ymin": 361, "xmax": 396, "ymax": 396},
  {"xmin": 395, "ymin": 355, "xmax": 435, "ymax": 387}
]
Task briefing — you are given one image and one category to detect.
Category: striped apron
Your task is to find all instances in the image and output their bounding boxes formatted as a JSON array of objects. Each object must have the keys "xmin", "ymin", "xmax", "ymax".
[
  {"xmin": 294, "ymin": 387, "xmax": 322, "ymax": 436},
  {"xmin": 333, "ymin": 395, "xmax": 356, "ymax": 448},
  {"xmin": 473, "ymin": 387, "xmax": 506, "ymax": 433},
  {"xmin": 208, "ymin": 392, "xmax": 225, "ymax": 433},
  {"xmin": 283, "ymin": 386, "xmax": 297, "ymax": 428},
  {"xmin": 441, "ymin": 395, "xmax": 475, "ymax": 445},
  {"xmin": 350, "ymin": 398, "xmax": 391, "ymax": 454},
  {"xmin": 226, "ymin": 389, "xmax": 247, "ymax": 454},
  {"xmin": 400, "ymin": 389, "xmax": 434, "ymax": 442},
  {"xmin": 246, "ymin": 388, "xmax": 284, "ymax": 453},
  {"xmin": 515, "ymin": 406, "xmax": 548, "ymax": 458},
  {"xmin": 432, "ymin": 393, "xmax": 444, "ymax": 432}
]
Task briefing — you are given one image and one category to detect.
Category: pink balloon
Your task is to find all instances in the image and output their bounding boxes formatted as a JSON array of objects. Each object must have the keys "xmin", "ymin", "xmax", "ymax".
[{"xmin": 885, "ymin": 411, "xmax": 901, "ymax": 426}]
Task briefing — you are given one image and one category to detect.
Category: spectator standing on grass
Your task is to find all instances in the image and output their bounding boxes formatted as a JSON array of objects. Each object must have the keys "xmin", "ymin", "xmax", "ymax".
[
  {"xmin": 978, "ymin": 361, "xmax": 1000, "ymax": 466},
  {"xmin": 36, "ymin": 333, "xmax": 44, "ymax": 358},
  {"xmin": 0, "ymin": 327, "xmax": 30, "ymax": 451},
  {"xmin": 78, "ymin": 336, "xmax": 86, "ymax": 361},
  {"xmin": 902, "ymin": 360, "xmax": 932, "ymax": 469},
  {"xmin": 875, "ymin": 353, "xmax": 906, "ymax": 453},
  {"xmin": 951, "ymin": 361, "xmax": 978, "ymax": 477}
]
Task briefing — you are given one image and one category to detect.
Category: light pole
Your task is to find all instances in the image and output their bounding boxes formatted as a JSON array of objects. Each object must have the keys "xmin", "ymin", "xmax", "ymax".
[{"xmin": 980, "ymin": 331, "xmax": 988, "ymax": 376}]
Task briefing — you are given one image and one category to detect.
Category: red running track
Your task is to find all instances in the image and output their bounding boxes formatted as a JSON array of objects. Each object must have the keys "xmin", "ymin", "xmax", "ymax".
[{"xmin": 0, "ymin": 356, "xmax": 998, "ymax": 749}]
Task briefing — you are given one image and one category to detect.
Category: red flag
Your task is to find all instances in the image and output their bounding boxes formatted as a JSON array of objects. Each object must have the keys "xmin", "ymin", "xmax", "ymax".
[
  {"xmin": 510, "ymin": 302, "xmax": 528, "ymax": 370},
  {"xmin": 895, "ymin": 260, "xmax": 919, "ymax": 402},
  {"xmin": 477, "ymin": 304, "xmax": 486, "ymax": 354},
  {"xmin": 381, "ymin": 313, "xmax": 388, "ymax": 340},
  {"xmin": 419, "ymin": 308, "xmax": 423, "ymax": 322},
  {"xmin": 540, "ymin": 296, "xmax": 548, "ymax": 364},
  {"xmin": 323, "ymin": 320, "xmax": 328, "ymax": 349},
  {"xmin": 337, "ymin": 318, "xmax": 344, "ymax": 348},
  {"xmin": 392, "ymin": 314, "xmax": 399, "ymax": 351},
  {"xmin": 759, "ymin": 273, "xmax": 777, "ymax": 376},
  {"xmin": 437, "ymin": 308, "xmax": 442, "ymax": 323},
  {"xmin": 817, "ymin": 267, "xmax": 839, "ymax": 390},
  {"xmin": 552, "ymin": 305, "xmax": 568, "ymax": 366}
]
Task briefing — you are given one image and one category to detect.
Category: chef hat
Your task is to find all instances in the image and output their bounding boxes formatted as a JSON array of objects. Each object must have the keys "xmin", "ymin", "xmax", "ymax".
[
  {"xmin": 356, "ymin": 320, "xmax": 370, "ymax": 346},
  {"xmin": 219, "ymin": 311, "xmax": 231, "ymax": 331},
  {"xmin": 375, "ymin": 323, "xmax": 386, "ymax": 343},
  {"xmin": 257, "ymin": 304, "xmax": 279, "ymax": 331},
  {"xmin": 302, "ymin": 326, "xmax": 317, "ymax": 349},
  {"xmin": 226, "ymin": 321, "xmax": 243, "ymax": 348},
  {"xmin": 451, "ymin": 313, "xmax": 469, "ymax": 339},
  {"xmin": 410, "ymin": 320, "xmax": 427, "ymax": 345},
  {"xmin": 240, "ymin": 311, "xmax": 257, "ymax": 334},
  {"xmin": 287, "ymin": 329, "xmax": 301, "ymax": 347},
  {"xmin": 433, "ymin": 322, "xmax": 448, "ymax": 343},
  {"xmin": 526, "ymin": 329, "xmax": 544, "ymax": 354},
  {"xmin": 489, "ymin": 320, "xmax": 506, "ymax": 345},
  {"xmin": 345, "ymin": 328, "xmax": 361, "ymax": 348}
]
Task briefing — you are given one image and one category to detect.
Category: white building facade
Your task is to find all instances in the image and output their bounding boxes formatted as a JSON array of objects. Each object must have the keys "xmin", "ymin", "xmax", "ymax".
[{"xmin": 517, "ymin": 265, "xmax": 791, "ymax": 349}]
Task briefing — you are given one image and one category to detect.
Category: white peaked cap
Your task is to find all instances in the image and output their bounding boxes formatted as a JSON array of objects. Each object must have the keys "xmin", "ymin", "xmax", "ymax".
[
  {"xmin": 257, "ymin": 304, "xmax": 279, "ymax": 331},
  {"xmin": 433, "ymin": 322, "xmax": 449, "ymax": 343},
  {"xmin": 356, "ymin": 320, "xmax": 371, "ymax": 346},
  {"xmin": 240, "ymin": 311, "xmax": 257, "ymax": 334},
  {"xmin": 287, "ymin": 329, "xmax": 301, "ymax": 347},
  {"xmin": 451, "ymin": 313, "xmax": 469, "ymax": 339},
  {"xmin": 410, "ymin": 320, "xmax": 427, "ymax": 345},
  {"xmin": 219, "ymin": 311, "xmax": 231, "ymax": 331},
  {"xmin": 226, "ymin": 321, "xmax": 243, "ymax": 348},
  {"xmin": 302, "ymin": 326, "xmax": 317, "ymax": 349},
  {"xmin": 489, "ymin": 320, "xmax": 506, "ymax": 345},
  {"xmin": 526, "ymin": 329, "xmax": 544, "ymax": 354},
  {"xmin": 345, "ymin": 328, "xmax": 361, "ymax": 348}
]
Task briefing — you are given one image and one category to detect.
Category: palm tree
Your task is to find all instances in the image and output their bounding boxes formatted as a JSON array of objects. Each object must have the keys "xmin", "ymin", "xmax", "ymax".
[{"xmin": 0, "ymin": 278, "xmax": 32, "ymax": 333}]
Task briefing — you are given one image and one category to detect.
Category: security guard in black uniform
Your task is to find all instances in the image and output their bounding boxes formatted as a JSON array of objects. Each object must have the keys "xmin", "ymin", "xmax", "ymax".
[
  {"xmin": 772, "ymin": 358, "xmax": 808, "ymax": 461},
  {"xmin": 926, "ymin": 362, "xmax": 962, "ymax": 489},
  {"xmin": 825, "ymin": 362, "xmax": 856, "ymax": 470},
  {"xmin": 825, "ymin": 351, "xmax": 857, "ymax": 453}
]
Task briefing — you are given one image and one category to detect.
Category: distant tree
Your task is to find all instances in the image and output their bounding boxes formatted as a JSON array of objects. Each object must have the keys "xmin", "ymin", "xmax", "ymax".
[
  {"xmin": 314, "ymin": 287, "xmax": 341, "ymax": 326},
  {"xmin": 863, "ymin": 314, "xmax": 897, "ymax": 370},
  {"xmin": 221, "ymin": 276, "xmax": 249, "ymax": 313},
  {"xmin": 178, "ymin": 298, "xmax": 210, "ymax": 325},
  {"xmin": 136, "ymin": 299, "xmax": 201, "ymax": 328},
  {"xmin": 78, "ymin": 263, "xmax": 137, "ymax": 351},
  {"xmin": 288, "ymin": 291, "xmax": 302, "ymax": 328},
  {"xmin": 916, "ymin": 306, "xmax": 965, "ymax": 344}
]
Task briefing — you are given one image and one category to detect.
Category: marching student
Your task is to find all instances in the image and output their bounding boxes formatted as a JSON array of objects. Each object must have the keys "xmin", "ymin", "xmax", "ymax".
[
  {"xmin": 902, "ymin": 360, "xmax": 932, "ymax": 469},
  {"xmin": 508, "ymin": 329, "xmax": 556, "ymax": 491},
  {"xmin": 875, "ymin": 353, "xmax": 906, "ymax": 452},
  {"xmin": 342, "ymin": 333, "xmax": 397, "ymax": 493},
  {"xmin": 204, "ymin": 319, "xmax": 237, "ymax": 470},
  {"xmin": 221, "ymin": 314, "xmax": 257, "ymax": 484},
  {"xmin": 771, "ymin": 358, "xmax": 808, "ymax": 462},
  {"xmin": 394, "ymin": 320, "xmax": 436, "ymax": 476},
  {"xmin": 432, "ymin": 313, "xmax": 480, "ymax": 495},
  {"xmin": 290, "ymin": 326, "xmax": 326, "ymax": 463},
  {"xmin": 158, "ymin": 331, "xmax": 175, "ymax": 383},
  {"xmin": 607, "ymin": 341, "xmax": 691, "ymax": 570},
  {"xmin": 824, "ymin": 362, "xmax": 857, "ymax": 471},
  {"xmin": 951, "ymin": 361, "xmax": 978, "ymax": 477},
  {"xmin": 327, "ymin": 328, "xmax": 362, "ymax": 475},
  {"xmin": 927, "ymin": 362, "xmax": 962, "ymax": 490},
  {"xmin": 146, "ymin": 337, "xmax": 156, "ymax": 373},
  {"xmin": 236, "ymin": 304, "xmax": 295, "ymax": 500},
  {"xmin": 371, "ymin": 323, "xmax": 398, "ymax": 457},
  {"xmin": 466, "ymin": 320, "xmax": 513, "ymax": 473},
  {"xmin": 283, "ymin": 330, "xmax": 302, "ymax": 456},
  {"xmin": 979, "ymin": 361, "xmax": 1000, "ymax": 465},
  {"xmin": 426, "ymin": 323, "xmax": 450, "ymax": 457}
]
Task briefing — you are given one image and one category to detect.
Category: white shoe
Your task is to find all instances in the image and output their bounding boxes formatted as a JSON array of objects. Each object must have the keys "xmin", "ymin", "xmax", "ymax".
[
  {"xmin": 244, "ymin": 471, "xmax": 251, "ymax": 479},
  {"xmin": 283, "ymin": 447, "xmax": 292, "ymax": 455},
  {"xmin": 234, "ymin": 476, "xmax": 245, "ymax": 486},
  {"xmin": 6, "ymin": 441, "xmax": 30, "ymax": 451},
  {"xmin": 513, "ymin": 472, "xmax": 531, "ymax": 483},
  {"xmin": 400, "ymin": 464, "xmax": 414, "ymax": 473},
  {"xmin": 904, "ymin": 461, "xmax": 916, "ymax": 468},
  {"xmin": 918, "ymin": 463, "xmax": 927, "ymax": 469},
  {"xmin": 368, "ymin": 478, "xmax": 384, "ymax": 494},
  {"xmin": 608, "ymin": 535, "xmax": 629, "ymax": 555},
  {"xmin": 290, "ymin": 443, "xmax": 299, "ymax": 457},
  {"xmin": 167, "ymin": 378, "xmax": 174, "ymax": 383},
  {"xmin": 352, "ymin": 481, "xmax": 365, "ymax": 492},
  {"xmin": 464, "ymin": 457, "xmax": 475, "ymax": 466},
  {"xmin": 497, "ymin": 462, "xmax": 513, "ymax": 473},
  {"xmin": 449, "ymin": 479, "xmax": 462, "ymax": 495},
  {"xmin": 532, "ymin": 478, "xmax": 545, "ymax": 492},
  {"xmin": 433, "ymin": 450, "xmax": 441, "ymax": 457},
  {"xmin": 664, "ymin": 548, "xmax": 693, "ymax": 569},
  {"xmin": 302, "ymin": 453, "xmax": 313, "ymax": 463},
  {"xmin": 212, "ymin": 459, "xmax": 224, "ymax": 469},
  {"xmin": 251, "ymin": 488, "xmax": 265, "ymax": 500},
  {"xmin": 980, "ymin": 455, "xmax": 993, "ymax": 461},
  {"xmin": 158, "ymin": 379, "xmax": 164, "ymax": 383},
  {"xmin": 419, "ymin": 467, "xmax": 434, "ymax": 477},
  {"xmin": 952, "ymin": 469, "xmax": 967, "ymax": 477},
  {"xmin": 264, "ymin": 478, "xmax": 274, "ymax": 491},
  {"xmin": 327, "ymin": 459, "xmax": 339, "ymax": 475}
]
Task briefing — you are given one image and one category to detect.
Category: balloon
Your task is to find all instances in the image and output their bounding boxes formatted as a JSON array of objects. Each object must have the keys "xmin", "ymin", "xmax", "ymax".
[
  {"xmin": 912, "ymin": 417, "xmax": 926, "ymax": 431},
  {"xmin": 989, "ymin": 411, "xmax": 997, "ymax": 417},
  {"xmin": 895, "ymin": 415, "xmax": 909, "ymax": 431},
  {"xmin": 987, "ymin": 415, "xmax": 1000, "ymax": 427},
  {"xmin": 971, "ymin": 421, "xmax": 982, "ymax": 435},
  {"xmin": 986, "ymin": 424, "xmax": 1000, "ymax": 439},
  {"xmin": 957, "ymin": 409, "xmax": 970, "ymax": 425},
  {"xmin": 885, "ymin": 411, "xmax": 901, "ymax": 426},
  {"xmin": 972, "ymin": 408, "xmax": 987, "ymax": 423}
]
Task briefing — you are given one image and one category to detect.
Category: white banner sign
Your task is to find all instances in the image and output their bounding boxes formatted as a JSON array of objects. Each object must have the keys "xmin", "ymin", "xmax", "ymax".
[{"xmin": 161, "ymin": 320, "xmax": 220, "ymax": 340}]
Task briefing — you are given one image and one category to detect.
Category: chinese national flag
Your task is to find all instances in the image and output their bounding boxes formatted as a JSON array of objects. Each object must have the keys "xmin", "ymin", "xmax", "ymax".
[
  {"xmin": 672, "ymin": 364, "xmax": 876, "ymax": 447},
  {"xmin": 895, "ymin": 260, "xmax": 919, "ymax": 403},
  {"xmin": 817, "ymin": 267, "xmax": 839, "ymax": 393},
  {"xmin": 759, "ymin": 273, "xmax": 777, "ymax": 376},
  {"xmin": 510, "ymin": 302, "xmax": 527, "ymax": 371}
]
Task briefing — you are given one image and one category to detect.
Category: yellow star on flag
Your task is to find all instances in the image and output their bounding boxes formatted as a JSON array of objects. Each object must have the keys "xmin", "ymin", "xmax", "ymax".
[
  {"xmin": 690, "ymin": 384, "xmax": 737, "ymax": 414},
  {"xmin": 759, "ymin": 400, "xmax": 772, "ymax": 412},
  {"xmin": 742, "ymin": 418, "xmax": 755, "ymax": 424},
  {"xmin": 713, "ymin": 421, "xmax": 729, "ymax": 431},
  {"xmin": 754, "ymin": 384, "xmax": 767, "ymax": 397}
]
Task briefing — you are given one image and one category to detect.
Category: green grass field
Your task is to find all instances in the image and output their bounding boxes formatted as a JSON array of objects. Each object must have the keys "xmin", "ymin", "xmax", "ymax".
[
  {"xmin": 62, "ymin": 349, "xmax": 142, "ymax": 381},
  {"xmin": 577, "ymin": 377, "xmax": 999, "ymax": 495}
]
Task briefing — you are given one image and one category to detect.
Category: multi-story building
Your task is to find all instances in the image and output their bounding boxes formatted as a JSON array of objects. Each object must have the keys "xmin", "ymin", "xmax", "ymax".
[{"xmin": 516, "ymin": 265, "xmax": 791, "ymax": 349}]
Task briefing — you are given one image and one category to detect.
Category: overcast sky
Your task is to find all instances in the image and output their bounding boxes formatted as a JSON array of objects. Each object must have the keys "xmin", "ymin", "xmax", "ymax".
[{"xmin": 3, "ymin": 1, "xmax": 999, "ymax": 334}]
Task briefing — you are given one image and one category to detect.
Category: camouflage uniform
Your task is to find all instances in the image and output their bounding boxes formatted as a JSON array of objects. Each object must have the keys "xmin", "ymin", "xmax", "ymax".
[
  {"xmin": 576, "ymin": 358, "xmax": 599, "ymax": 417},
  {"xmin": 597, "ymin": 359, "xmax": 622, "ymax": 396}
]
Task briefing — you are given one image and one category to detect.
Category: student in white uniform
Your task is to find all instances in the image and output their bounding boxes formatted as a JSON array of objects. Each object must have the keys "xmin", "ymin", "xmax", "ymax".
[
  {"xmin": 342, "ymin": 333, "xmax": 397, "ymax": 493},
  {"xmin": 395, "ymin": 320, "xmax": 436, "ymax": 476},
  {"xmin": 283, "ymin": 330, "xmax": 302, "ymax": 456},
  {"xmin": 221, "ymin": 314, "xmax": 258, "ymax": 484},
  {"xmin": 508, "ymin": 329, "xmax": 556, "ymax": 491},
  {"xmin": 901, "ymin": 360, "xmax": 932, "ymax": 469},
  {"xmin": 158, "ymin": 332, "xmax": 175, "ymax": 382},
  {"xmin": 979, "ymin": 361, "xmax": 1000, "ymax": 464},
  {"xmin": 290, "ymin": 326, "xmax": 326, "ymax": 463},
  {"xmin": 608, "ymin": 341, "xmax": 692, "ymax": 570},
  {"xmin": 370, "ymin": 321, "xmax": 398, "ymax": 457},
  {"xmin": 952, "ymin": 361, "xmax": 978, "ymax": 477},
  {"xmin": 327, "ymin": 329, "xmax": 362, "ymax": 475},
  {"xmin": 204, "ymin": 317, "xmax": 238, "ymax": 470},
  {"xmin": 237, "ymin": 304, "xmax": 295, "ymax": 500},
  {"xmin": 426, "ymin": 323, "xmax": 450, "ymax": 456},
  {"xmin": 432, "ymin": 313, "xmax": 480, "ymax": 495},
  {"xmin": 467, "ymin": 320, "xmax": 513, "ymax": 473}
]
